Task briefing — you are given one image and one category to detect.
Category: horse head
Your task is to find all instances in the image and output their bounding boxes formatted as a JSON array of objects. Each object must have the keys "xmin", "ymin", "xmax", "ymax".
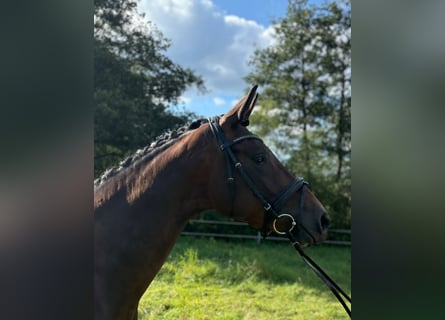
[{"xmin": 208, "ymin": 85, "xmax": 330, "ymax": 246}]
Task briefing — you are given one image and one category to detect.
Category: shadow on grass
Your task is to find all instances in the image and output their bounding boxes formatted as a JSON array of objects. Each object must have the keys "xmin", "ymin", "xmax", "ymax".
[{"xmin": 156, "ymin": 236, "xmax": 351, "ymax": 294}]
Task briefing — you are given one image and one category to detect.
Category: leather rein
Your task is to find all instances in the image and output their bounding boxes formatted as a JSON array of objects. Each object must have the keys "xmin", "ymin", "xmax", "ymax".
[{"xmin": 208, "ymin": 116, "xmax": 351, "ymax": 318}]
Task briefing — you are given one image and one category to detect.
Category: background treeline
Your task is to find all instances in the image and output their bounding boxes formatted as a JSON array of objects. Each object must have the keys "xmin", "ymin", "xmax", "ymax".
[
  {"xmin": 94, "ymin": 0, "xmax": 351, "ymax": 229},
  {"xmin": 94, "ymin": 0, "xmax": 204, "ymax": 177}
]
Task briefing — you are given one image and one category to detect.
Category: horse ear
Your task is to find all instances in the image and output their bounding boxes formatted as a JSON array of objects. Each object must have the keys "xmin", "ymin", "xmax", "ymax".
[{"xmin": 221, "ymin": 85, "xmax": 259, "ymax": 128}]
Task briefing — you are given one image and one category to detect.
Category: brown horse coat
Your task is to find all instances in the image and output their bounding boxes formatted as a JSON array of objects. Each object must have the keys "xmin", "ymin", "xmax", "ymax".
[{"xmin": 94, "ymin": 86, "xmax": 329, "ymax": 319}]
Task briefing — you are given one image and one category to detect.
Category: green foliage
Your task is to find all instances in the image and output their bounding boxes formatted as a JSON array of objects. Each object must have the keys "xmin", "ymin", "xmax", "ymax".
[
  {"xmin": 139, "ymin": 236, "xmax": 351, "ymax": 319},
  {"xmin": 94, "ymin": 0, "xmax": 205, "ymax": 177},
  {"xmin": 246, "ymin": 0, "xmax": 351, "ymax": 228}
]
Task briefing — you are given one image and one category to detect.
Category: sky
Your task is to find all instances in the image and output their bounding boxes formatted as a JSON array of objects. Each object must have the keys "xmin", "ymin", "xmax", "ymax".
[{"xmin": 138, "ymin": 0, "xmax": 323, "ymax": 117}]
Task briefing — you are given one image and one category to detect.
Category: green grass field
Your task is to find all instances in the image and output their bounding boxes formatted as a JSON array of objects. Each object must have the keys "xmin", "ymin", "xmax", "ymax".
[{"xmin": 139, "ymin": 236, "xmax": 351, "ymax": 319}]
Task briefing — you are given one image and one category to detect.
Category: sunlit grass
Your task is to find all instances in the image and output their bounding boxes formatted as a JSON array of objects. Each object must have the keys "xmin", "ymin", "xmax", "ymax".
[{"xmin": 139, "ymin": 237, "xmax": 351, "ymax": 319}]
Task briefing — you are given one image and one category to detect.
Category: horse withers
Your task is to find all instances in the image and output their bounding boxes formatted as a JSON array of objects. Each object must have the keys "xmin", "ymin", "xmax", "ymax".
[{"xmin": 94, "ymin": 85, "xmax": 330, "ymax": 320}]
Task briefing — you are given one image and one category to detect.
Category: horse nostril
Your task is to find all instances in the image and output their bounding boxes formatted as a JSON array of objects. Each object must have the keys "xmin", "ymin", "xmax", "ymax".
[{"xmin": 320, "ymin": 213, "xmax": 330, "ymax": 231}]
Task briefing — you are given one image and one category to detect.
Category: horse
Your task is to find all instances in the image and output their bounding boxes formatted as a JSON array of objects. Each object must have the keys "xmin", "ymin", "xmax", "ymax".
[{"xmin": 94, "ymin": 85, "xmax": 331, "ymax": 320}]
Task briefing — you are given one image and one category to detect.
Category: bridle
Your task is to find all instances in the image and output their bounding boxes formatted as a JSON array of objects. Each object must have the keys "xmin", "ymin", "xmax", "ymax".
[
  {"xmin": 208, "ymin": 116, "xmax": 352, "ymax": 318},
  {"xmin": 208, "ymin": 116, "xmax": 307, "ymax": 236}
]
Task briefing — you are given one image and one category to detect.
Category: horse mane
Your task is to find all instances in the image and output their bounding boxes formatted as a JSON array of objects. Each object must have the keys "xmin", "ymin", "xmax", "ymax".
[{"xmin": 94, "ymin": 118, "xmax": 208, "ymax": 189}]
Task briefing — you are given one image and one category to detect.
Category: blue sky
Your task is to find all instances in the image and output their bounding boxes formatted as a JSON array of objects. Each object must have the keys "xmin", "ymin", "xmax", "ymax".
[
  {"xmin": 138, "ymin": 0, "xmax": 324, "ymax": 117},
  {"xmin": 211, "ymin": 0, "xmax": 289, "ymax": 26}
]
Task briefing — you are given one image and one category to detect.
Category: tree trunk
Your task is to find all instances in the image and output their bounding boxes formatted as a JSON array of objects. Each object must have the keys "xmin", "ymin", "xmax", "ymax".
[{"xmin": 336, "ymin": 72, "xmax": 346, "ymax": 181}]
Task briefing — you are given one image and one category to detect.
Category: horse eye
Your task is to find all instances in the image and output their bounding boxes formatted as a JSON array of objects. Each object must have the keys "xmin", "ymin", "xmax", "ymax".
[{"xmin": 255, "ymin": 154, "xmax": 265, "ymax": 164}]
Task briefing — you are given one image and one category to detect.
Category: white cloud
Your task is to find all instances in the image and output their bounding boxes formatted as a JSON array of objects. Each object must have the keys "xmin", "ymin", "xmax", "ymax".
[
  {"xmin": 138, "ymin": 0, "xmax": 275, "ymax": 98},
  {"xmin": 224, "ymin": 14, "xmax": 259, "ymax": 28},
  {"xmin": 213, "ymin": 97, "xmax": 226, "ymax": 106},
  {"xmin": 179, "ymin": 95, "xmax": 192, "ymax": 105}
]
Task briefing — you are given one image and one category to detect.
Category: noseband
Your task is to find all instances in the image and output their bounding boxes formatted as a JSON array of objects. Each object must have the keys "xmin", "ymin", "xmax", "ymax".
[
  {"xmin": 208, "ymin": 116, "xmax": 351, "ymax": 317},
  {"xmin": 208, "ymin": 116, "xmax": 307, "ymax": 236}
]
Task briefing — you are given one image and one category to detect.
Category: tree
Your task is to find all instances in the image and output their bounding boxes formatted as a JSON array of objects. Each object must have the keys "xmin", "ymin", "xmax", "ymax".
[
  {"xmin": 311, "ymin": 0, "xmax": 351, "ymax": 228},
  {"xmin": 94, "ymin": 0, "xmax": 205, "ymax": 176},
  {"xmin": 245, "ymin": 0, "xmax": 351, "ymax": 228},
  {"xmin": 313, "ymin": 0, "xmax": 351, "ymax": 181},
  {"xmin": 246, "ymin": 0, "xmax": 331, "ymax": 180}
]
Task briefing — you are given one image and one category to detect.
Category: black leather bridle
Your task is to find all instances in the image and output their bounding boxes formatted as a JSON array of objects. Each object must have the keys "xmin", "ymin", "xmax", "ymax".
[
  {"xmin": 208, "ymin": 116, "xmax": 352, "ymax": 318},
  {"xmin": 208, "ymin": 116, "xmax": 307, "ymax": 236}
]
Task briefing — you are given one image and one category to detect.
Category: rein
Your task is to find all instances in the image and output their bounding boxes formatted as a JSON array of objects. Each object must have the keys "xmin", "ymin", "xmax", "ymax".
[
  {"xmin": 208, "ymin": 116, "xmax": 352, "ymax": 318},
  {"xmin": 287, "ymin": 231, "xmax": 352, "ymax": 317}
]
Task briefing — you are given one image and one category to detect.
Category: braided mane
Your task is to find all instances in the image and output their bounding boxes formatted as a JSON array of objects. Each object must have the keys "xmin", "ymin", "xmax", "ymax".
[{"xmin": 94, "ymin": 118, "xmax": 208, "ymax": 188}]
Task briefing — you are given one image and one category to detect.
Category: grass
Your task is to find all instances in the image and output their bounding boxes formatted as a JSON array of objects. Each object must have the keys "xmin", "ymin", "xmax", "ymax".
[{"xmin": 139, "ymin": 236, "xmax": 351, "ymax": 319}]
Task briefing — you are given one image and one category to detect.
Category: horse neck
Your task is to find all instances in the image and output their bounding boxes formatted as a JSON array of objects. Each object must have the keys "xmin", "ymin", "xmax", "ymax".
[
  {"xmin": 135, "ymin": 126, "xmax": 215, "ymax": 223},
  {"xmin": 95, "ymin": 124, "xmax": 216, "ymax": 230},
  {"xmin": 94, "ymin": 126, "xmax": 221, "ymax": 314}
]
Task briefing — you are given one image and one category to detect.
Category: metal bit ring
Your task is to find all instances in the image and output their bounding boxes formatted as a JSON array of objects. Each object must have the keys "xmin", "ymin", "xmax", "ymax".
[{"xmin": 273, "ymin": 213, "xmax": 297, "ymax": 235}]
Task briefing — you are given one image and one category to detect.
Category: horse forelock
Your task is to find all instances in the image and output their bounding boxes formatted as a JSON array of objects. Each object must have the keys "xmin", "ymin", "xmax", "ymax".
[{"xmin": 94, "ymin": 118, "xmax": 208, "ymax": 189}]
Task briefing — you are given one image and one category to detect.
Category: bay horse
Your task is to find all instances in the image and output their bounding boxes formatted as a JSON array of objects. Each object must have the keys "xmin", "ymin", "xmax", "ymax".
[{"xmin": 94, "ymin": 85, "xmax": 330, "ymax": 320}]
